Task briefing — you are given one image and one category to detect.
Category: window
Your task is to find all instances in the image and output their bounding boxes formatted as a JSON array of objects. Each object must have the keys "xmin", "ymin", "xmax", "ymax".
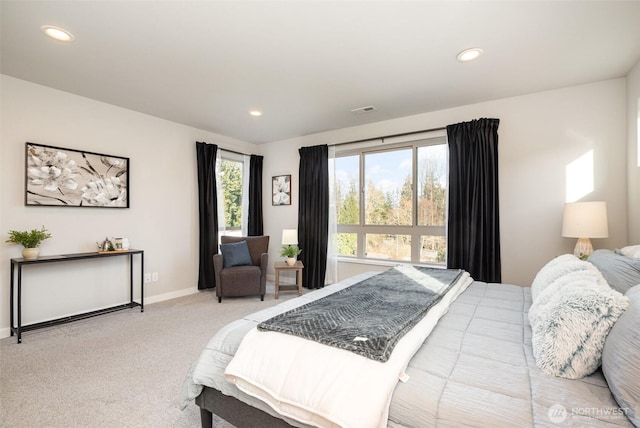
[
  {"xmin": 334, "ymin": 134, "xmax": 448, "ymax": 264},
  {"xmin": 365, "ymin": 149, "xmax": 412, "ymax": 226},
  {"xmin": 219, "ymin": 154, "xmax": 246, "ymax": 237}
]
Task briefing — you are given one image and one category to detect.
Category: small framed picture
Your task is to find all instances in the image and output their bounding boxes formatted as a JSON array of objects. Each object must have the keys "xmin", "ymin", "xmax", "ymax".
[{"xmin": 272, "ymin": 174, "xmax": 291, "ymax": 206}]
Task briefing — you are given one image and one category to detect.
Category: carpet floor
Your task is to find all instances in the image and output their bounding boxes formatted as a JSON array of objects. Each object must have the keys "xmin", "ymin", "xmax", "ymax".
[{"xmin": 0, "ymin": 282, "xmax": 304, "ymax": 427}]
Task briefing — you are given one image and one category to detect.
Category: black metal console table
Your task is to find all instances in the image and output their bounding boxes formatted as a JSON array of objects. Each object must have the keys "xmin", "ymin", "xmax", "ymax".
[{"xmin": 9, "ymin": 249, "xmax": 144, "ymax": 343}]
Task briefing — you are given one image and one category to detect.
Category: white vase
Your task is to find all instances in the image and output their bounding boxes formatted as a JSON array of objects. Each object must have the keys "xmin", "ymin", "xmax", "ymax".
[
  {"xmin": 286, "ymin": 257, "xmax": 296, "ymax": 266},
  {"xmin": 22, "ymin": 247, "xmax": 40, "ymax": 260}
]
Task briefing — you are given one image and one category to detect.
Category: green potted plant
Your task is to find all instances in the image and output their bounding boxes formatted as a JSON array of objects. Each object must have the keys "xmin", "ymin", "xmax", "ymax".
[
  {"xmin": 280, "ymin": 244, "xmax": 302, "ymax": 266},
  {"xmin": 6, "ymin": 226, "xmax": 52, "ymax": 260}
]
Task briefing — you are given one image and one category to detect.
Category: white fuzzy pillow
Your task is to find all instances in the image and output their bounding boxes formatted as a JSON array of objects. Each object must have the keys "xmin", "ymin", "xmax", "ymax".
[
  {"xmin": 530, "ymin": 281, "xmax": 629, "ymax": 379},
  {"xmin": 530, "ymin": 254, "xmax": 598, "ymax": 301},
  {"xmin": 528, "ymin": 268, "xmax": 609, "ymax": 327}
]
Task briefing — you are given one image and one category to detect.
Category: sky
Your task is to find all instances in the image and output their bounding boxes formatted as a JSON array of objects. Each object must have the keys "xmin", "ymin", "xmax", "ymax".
[{"xmin": 334, "ymin": 145, "xmax": 447, "ymax": 196}]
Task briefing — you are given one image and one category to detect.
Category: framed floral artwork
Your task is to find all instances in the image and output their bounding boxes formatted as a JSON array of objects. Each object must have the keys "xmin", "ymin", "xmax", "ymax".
[
  {"xmin": 272, "ymin": 174, "xmax": 291, "ymax": 206},
  {"xmin": 25, "ymin": 142, "xmax": 129, "ymax": 208}
]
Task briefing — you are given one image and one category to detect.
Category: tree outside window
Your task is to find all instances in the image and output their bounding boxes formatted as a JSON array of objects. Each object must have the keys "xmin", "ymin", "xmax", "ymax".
[
  {"xmin": 220, "ymin": 159, "xmax": 243, "ymax": 231},
  {"xmin": 334, "ymin": 137, "xmax": 448, "ymax": 264}
]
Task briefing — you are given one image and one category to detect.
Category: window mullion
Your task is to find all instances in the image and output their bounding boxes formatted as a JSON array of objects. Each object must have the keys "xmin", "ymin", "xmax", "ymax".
[
  {"xmin": 410, "ymin": 145, "xmax": 418, "ymax": 263},
  {"xmin": 358, "ymin": 153, "xmax": 365, "ymax": 258}
]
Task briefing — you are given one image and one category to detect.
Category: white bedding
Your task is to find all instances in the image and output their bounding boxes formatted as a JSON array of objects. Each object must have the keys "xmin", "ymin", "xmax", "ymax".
[{"xmin": 223, "ymin": 270, "xmax": 473, "ymax": 428}]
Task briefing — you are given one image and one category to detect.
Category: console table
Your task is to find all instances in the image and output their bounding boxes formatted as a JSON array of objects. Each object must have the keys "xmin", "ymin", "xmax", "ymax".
[{"xmin": 9, "ymin": 249, "xmax": 144, "ymax": 343}]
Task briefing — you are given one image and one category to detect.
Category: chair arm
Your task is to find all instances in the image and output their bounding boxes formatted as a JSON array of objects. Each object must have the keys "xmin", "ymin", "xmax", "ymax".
[
  {"xmin": 259, "ymin": 253, "xmax": 269, "ymax": 291},
  {"xmin": 213, "ymin": 254, "xmax": 223, "ymax": 295}
]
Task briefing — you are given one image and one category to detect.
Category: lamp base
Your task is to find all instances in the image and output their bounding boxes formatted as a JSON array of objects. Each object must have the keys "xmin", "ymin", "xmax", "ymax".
[{"xmin": 573, "ymin": 237, "xmax": 593, "ymax": 260}]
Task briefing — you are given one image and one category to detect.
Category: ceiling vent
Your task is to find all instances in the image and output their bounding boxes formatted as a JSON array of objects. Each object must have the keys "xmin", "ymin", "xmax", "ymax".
[{"xmin": 350, "ymin": 105, "xmax": 377, "ymax": 115}]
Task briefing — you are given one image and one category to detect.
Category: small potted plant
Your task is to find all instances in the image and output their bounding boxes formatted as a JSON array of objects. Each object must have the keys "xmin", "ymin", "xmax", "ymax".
[
  {"xmin": 6, "ymin": 226, "xmax": 52, "ymax": 260},
  {"xmin": 280, "ymin": 244, "xmax": 302, "ymax": 266}
]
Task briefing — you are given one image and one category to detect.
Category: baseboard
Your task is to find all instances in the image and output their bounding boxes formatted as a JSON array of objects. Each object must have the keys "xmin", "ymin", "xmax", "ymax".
[
  {"xmin": 0, "ymin": 327, "xmax": 10, "ymax": 339},
  {"xmin": 144, "ymin": 286, "xmax": 200, "ymax": 305}
]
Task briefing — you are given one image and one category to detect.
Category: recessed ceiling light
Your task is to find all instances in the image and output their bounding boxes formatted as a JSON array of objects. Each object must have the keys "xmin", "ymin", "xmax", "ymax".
[
  {"xmin": 249, "ymin": 110, "xmax": 263, "ymax": 117},
  {"xmin": 457, "ymin": 47, "xmax": 483, "ymax": 62},
  {"xmin": 41, "ymin": 25, "xmax": 75, "ymax": 42}
]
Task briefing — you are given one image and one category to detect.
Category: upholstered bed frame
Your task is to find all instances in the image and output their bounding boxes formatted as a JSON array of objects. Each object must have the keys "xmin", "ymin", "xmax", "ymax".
[{"xmin": 196, "ymin": 387, "xmax": 292, "ymax": 428}]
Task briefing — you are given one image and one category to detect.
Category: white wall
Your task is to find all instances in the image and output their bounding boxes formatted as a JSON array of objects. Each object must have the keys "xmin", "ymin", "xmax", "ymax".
[
  {"xmin": 262, "ymin": 139, "xmax": 301, "ymax": 267},
  {"xmin": 627, "ymin": 60, "xmax": 640, "ymax": 243},
  {"xmin": 262, "ymin": 79, "xmax": 628, "ymax": 287},
  {"xmin": 0, "ymin": 75, "xmax": 259, "ymax": 336}
]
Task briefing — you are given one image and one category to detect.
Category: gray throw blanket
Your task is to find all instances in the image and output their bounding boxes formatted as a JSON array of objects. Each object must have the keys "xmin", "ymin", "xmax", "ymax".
[{"xmin": 258, "ymin": 265, "xmax": 463, "ymax": 362}]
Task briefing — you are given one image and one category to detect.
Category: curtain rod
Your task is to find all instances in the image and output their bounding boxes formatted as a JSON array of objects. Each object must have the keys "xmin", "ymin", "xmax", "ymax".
[
  {"xmin": 220, "ymin": 147, "xmax": 251, "ymax": 157},
  {"xmin": 332, "ymin": 126, "xmax": 447, "ymax": 147}
]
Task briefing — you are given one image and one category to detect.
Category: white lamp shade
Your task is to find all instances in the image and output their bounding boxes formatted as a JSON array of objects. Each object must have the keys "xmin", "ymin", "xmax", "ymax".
[
  {"xmin": 282, "ymin": 229, "xmax": 298, "ymax": 245},
  {"xmin": 562, "ymin": 201, "xmax": 609, "ymax": 238}
]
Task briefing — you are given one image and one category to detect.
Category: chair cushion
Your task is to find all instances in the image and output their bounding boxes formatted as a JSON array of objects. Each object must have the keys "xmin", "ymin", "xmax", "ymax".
[
  {"xmin": 220, "ymin": 240, "xmax": 253, "ymax": 268},
  {"xmin": 219, "ymin": 265, "xmax": 262, "ymax": 295}
]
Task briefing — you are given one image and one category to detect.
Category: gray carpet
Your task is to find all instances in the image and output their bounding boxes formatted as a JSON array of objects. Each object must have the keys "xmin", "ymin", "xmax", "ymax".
[{"xmin": 0, "ymin": 282, "xmax": 304, "ymax": 427}]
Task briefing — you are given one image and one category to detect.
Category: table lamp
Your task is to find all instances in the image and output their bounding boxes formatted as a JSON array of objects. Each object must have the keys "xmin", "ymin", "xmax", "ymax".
[
  {"xmin": 562, "ymin": 201, "xmax": 608, "ymax": 259},
  {"xmin": 281, "ymin": 229, "xmax": 300, "ymax": 265},
  {"xmin": 282, "ymin": 229, "xmax": 298, "ymax": 247}
]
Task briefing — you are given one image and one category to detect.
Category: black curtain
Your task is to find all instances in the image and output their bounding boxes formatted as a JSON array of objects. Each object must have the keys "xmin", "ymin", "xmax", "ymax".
[
  {"xmin": 196, "ymin": 141, "xmax": 219, "ymax": 289},
  {"xmin": 298, "ymin": 145, "xmax": 329, "ymax": 289},
  {"xmin": 446, "ymin": 118, "xmax": 501, "ymax": 283},
  {"xmin": 248, "ymin": 154, "xmax": 264, "ymax": 236}
]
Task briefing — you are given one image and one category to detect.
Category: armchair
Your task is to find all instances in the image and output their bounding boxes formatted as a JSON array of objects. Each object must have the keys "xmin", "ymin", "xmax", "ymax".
[{"xmin": 213, "ymin": 235, "xmax": 269, "ymax": 303}]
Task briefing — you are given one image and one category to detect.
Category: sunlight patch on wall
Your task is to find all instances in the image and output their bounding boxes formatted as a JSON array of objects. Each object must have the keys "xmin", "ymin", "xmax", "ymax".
[{"xmin": 566, "ymin": 150, "xmax": 594, "ymax": 202}]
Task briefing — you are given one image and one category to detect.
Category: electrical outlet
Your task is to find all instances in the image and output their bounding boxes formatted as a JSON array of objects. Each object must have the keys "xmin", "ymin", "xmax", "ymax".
[
  {"xmin": 144, "ymin": 273, "xmax": 151, "ymax": 283},
  {"xmin": 152, "ymin": 272, "xmax": 158, "ymax": 282}
]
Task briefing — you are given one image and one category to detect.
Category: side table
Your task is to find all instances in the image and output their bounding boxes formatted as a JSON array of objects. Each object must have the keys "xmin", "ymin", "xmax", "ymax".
[{"xmin": 274, "ymin": 260, "xmax": 303, "ymax": 299}]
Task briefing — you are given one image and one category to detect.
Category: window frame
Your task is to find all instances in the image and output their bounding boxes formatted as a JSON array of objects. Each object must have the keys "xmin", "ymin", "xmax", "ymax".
[
  {"xmin": 219, "ymin": 152, "xmax": 245, "ymax": 235},
  {"xmin": 334, "ymin": 134, "xmax": 448, "ymax": 265}
]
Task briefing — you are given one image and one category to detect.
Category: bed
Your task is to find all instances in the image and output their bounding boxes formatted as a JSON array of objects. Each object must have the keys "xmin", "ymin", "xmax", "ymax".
[{"xmin": 180, "ymin": 252, "xmax": 640, "ymax": 427}]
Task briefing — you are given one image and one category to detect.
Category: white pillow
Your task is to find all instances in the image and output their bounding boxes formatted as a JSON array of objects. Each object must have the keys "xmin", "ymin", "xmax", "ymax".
[
  {"xmin": 528, "ymin": 268, "xmax": 609, "ymax": 327},
  {"xmin": 620, "ymin": 245, "xmax": 640, "ymax": 259},
  {"xmin": 531, "ymin": 281, "xmax": 629, "ymax": 379},
  {"xmin": 530, "ymin": 254, "xmax": 597, "ymax": 301}
]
